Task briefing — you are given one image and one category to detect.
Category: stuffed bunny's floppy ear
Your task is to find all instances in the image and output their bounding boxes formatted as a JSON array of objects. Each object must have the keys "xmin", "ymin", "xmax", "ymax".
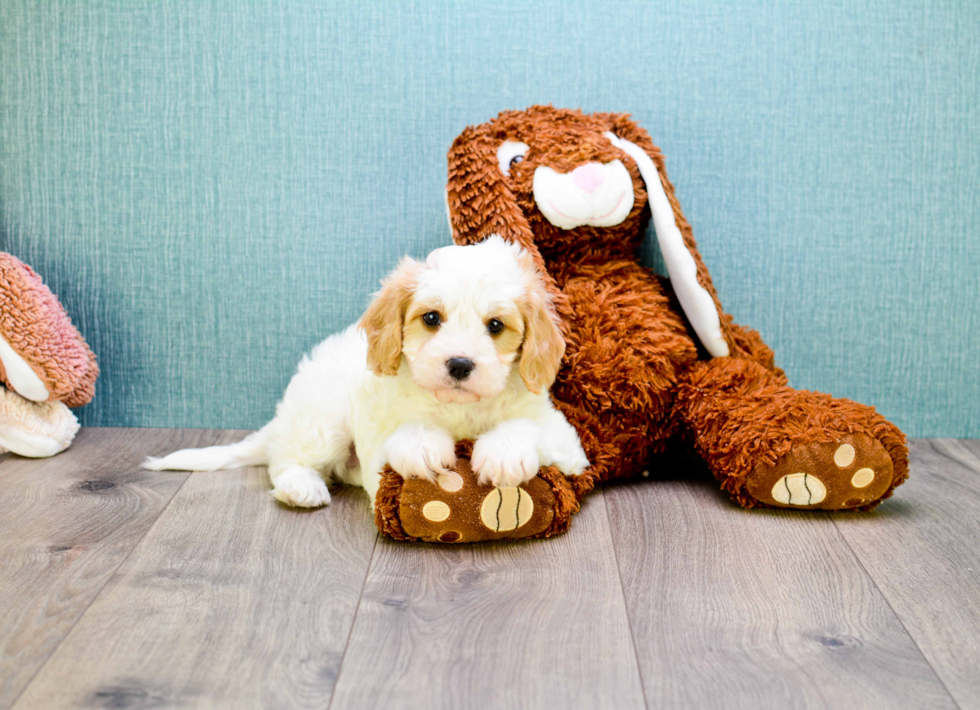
[{"xmin": 604, "ymin": 125, "xmax": 733, "ymax": 358}]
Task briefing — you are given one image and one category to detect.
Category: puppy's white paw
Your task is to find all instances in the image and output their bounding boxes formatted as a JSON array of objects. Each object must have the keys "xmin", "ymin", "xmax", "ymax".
[
  {"xmin": 271, "ymin": 466, "xmax": 331, "ymax": 508},
  {"xmin": 383, "ymin": 425, "xmax": 456, "ymax": 482},
  {"xmin": 472, "ymin": 429, "xmax": 540, "ymax": 488},
  {"xmin": 537, "ymin": 413, "xmax": 590, "ymax": 476},
  {"xmin": 550, "ymin": 445, "xmax": 590, "ymax": 477}
]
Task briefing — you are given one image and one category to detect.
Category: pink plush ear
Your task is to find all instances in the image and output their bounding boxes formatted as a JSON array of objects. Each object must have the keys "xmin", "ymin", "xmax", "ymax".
[
  {"xmin": 598, "ymin": 113, "xmax": 738, "ymax": 357},
  {"xmin": 0, "ymin": 253, "xmax": 98, "ymax": 407}
]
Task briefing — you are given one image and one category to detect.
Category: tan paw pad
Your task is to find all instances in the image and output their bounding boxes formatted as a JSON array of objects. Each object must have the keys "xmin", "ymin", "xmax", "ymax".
[
  {"xmin": 850, "ymin": 468, "xmax": 875, "ymax": 488},
  {"xmin": 480, "ymin": 487, "xmax": 533, "ymax": 532},
  {"xmin": 422, "ymin": 500, "xmax": 451, "ymax": 522},
  {"xmin": 437, "ymin": 471, "xmax": 464, "ymax": 492},
  {"xmin": 747, "ymin": 433, "xmax": 894, "ymax": 510},
  {"xmin": 834, "ymin": 444, "xmax": 855, "ymax": 467},
  {"xmin": 771, "ymin": 473, "xmax": 827, "ymax": 506}
]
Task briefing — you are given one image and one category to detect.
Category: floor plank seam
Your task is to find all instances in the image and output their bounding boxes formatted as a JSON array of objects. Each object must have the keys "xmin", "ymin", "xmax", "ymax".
[
  {"xmin": 601, "ymin": 485, "xmax": 652, "ymax": 710},
  {"xmin": 827, "ymin": 512, "xmax": 963, "ymax": 710},
  {"xmin": 6, "ymin": 469, "xmax": 194, "ymax": 710},
  {"xmin": 326, "ymin": 529, "xmax": 380, "ymax": 710}
]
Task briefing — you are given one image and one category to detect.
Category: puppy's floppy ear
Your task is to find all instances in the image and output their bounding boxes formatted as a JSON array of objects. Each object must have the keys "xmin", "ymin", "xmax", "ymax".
[
  {"xmin": 359, "ymin": 257, "xmax": 422, "ymax": 376},
  {"xmin": 515, "ymin": 251, "xmax": 566, "ymax": 394},
  {"xmin": 599, "ymin": 112, "xmax": 736, "ymax": 358}
]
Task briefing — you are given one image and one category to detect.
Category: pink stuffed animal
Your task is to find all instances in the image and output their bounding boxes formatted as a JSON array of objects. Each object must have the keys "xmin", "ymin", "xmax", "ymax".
[{"xmin": 0, "ymin": 253, "xmax": 98, "ymax": 457}]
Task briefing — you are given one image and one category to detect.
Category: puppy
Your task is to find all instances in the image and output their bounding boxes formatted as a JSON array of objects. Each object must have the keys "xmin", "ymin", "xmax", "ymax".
[{"xmin": 144, "ymin": 236, "xmax": 589, "ymax": 509}]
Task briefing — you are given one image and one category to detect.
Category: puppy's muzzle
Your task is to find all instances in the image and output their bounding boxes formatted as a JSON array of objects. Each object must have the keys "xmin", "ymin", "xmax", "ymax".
[{"xmin": 446, "ymin": 357, "xmax": 475, "ymax": 381}]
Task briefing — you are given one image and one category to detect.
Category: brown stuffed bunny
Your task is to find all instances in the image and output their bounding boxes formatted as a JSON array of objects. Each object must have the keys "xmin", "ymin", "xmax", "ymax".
[{"xmin": 375, "ymin": 106, "xmax": 907, "ymax": 543}]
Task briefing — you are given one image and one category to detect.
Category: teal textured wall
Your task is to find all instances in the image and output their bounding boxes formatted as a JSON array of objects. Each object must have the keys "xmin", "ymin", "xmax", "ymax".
[{"xmin": 1, "ymin": 0, "xmax": 977, "ymax": 437}]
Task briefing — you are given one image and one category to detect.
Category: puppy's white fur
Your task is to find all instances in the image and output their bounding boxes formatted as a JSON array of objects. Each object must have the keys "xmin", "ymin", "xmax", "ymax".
[{"xmin": 144, "ymin": 236, "xmax": 588, "ymax": 508}]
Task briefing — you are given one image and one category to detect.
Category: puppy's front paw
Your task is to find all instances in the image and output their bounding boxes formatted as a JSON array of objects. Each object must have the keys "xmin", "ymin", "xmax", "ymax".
[
  {"xmin": 383, "ymin": 425, "xmax": 456, "ymax": 482},
  {"xmin": 271, "ymin": 466, "xmax": 331, "ymax": 508},
  {"xmin": 472, "ymin": 430, "xmax": 540, "ymax": 488},
  {"xmin": 551, "ymin": 446, "xmax": 589, "ymax": 477},
  {"xmin": 537, "ymin": 414, "xmax": 590, "ymax": 476}
]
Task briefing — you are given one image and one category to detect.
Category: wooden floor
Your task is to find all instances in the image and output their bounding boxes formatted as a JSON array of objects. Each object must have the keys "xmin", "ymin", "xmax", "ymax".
[{"xmin": 1, "ymin": 430, "xmax": 978, "ymax": 709}]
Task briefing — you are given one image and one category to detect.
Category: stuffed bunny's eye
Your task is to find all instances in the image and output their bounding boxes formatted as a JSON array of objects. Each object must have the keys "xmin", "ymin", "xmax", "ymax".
[{"xmin": 497, "ymin": 141, "xmax": 530, "ymax": 177}]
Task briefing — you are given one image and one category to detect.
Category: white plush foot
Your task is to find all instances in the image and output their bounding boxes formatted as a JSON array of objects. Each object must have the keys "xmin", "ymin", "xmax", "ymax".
[
  {"xmin": 0, "ymin": 389, "xmax": 79, "ymax": 457},
  {"xmin": 472, "ymin": 421, "xmax": 540, "ymax": 488},
  {"xmin": 382, "ymin": 424, "xmax": 456, "ymax": 482},
  {"xmin": 271, "ymin": 466, "xmax": 331, "ymax": 507}
]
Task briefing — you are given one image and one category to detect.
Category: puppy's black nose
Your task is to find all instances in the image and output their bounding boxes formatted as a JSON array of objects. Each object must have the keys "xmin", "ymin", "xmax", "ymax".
[{"xmin": 447, "ymin": 357, "xmax": 475, "ymax": 381}]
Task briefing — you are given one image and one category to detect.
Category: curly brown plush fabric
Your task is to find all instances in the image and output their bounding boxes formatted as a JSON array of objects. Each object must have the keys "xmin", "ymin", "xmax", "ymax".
[
  {"xmin": 444, "ymin": 106, "xmax": 907, "ymax": 511},
  {"xmin": 0, "ymin": 254, "xmax": 98, "ymax": 407}
]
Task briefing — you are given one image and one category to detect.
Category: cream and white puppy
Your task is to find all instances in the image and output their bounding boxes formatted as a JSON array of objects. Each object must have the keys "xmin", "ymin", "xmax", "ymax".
[{"xmin": 143, "ymin": 236, "xmax": 588, "ymax": 509}]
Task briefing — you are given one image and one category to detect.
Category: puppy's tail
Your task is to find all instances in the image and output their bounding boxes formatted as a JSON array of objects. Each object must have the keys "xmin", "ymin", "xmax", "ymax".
[{"xmin": 142, "ymin": 426, "xmax": 270, "ymax": 472}]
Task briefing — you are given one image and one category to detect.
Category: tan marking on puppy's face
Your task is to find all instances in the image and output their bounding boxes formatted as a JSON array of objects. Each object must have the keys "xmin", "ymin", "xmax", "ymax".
[
  {"xmin": 403, "ymin": 297, "xmax": 446, "ymax": 349},
  {"xmin": 488, "ymin": 305, "xmax": 525, "ymax": 367},
  {"xmin": 402, "ymin": 306, "xmax": 525, "ymax": 361}
]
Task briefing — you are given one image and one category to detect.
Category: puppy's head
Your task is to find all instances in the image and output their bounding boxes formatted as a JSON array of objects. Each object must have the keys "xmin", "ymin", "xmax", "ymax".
[{"xmin": 360, "ymin": 236, "xmax": 564, "ymax": 403}]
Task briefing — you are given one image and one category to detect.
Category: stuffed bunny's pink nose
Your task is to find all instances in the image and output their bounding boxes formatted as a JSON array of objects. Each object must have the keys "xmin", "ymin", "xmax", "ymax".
[{"xmin": 572, "ymin": 163, "xmax": 605, "ymax": 194}]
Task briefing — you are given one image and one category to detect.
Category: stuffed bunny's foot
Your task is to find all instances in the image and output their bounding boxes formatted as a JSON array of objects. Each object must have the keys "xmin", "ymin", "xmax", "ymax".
[
  {"xmin": 745, "ymin": 433, "xmax": 895, "ymax": 510},
  {"xmin": 374, "ymin": 441, "xmax": 588, "ymax": 543},
  {"xmin": 0, "ymin": 388, "xmax": 80, "ymax": 457}
]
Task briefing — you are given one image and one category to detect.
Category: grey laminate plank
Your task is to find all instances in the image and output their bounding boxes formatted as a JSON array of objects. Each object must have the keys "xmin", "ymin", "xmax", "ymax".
[
  {"xmin": 0, "ymin": 428, "xmax": 228, "ymax": 710},
  {"xmin": 605, "ymin": 471, "xmax": 957, "ymax": 710},
  {"xmin": 832, "ymin": 438, "xmax": 980, "ymax": 709},
  {"xmin": 12, "ymin": 455, "xmax": 378, "ymax": 709},
  {"xmin": 329, "ymin": 489, "xmax": 646, "ymax": 710}
]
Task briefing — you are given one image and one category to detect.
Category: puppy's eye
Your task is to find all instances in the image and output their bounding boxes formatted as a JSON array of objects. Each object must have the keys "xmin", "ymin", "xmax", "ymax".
[
  {"xmin": 487, "ymin": 318, "xmax": 504, "ymax": 334},
  {"xmin": 422, "ymin": 311, "xmax": 441, "ymax": 327},
  {"xmin": 497, "ymin": 141, "xmax": 530, "ymax": 177}
]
